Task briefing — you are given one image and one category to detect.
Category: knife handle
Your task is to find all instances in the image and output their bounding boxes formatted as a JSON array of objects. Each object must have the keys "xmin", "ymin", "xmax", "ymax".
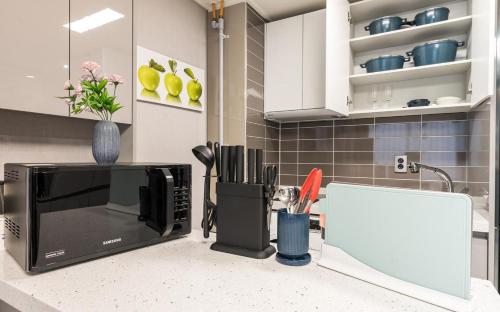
[
  {"xmin": 247, "ymin": 149, "xmax": 256, "ymax": 184},
  {"xmin": 214, "ymin": 142, "xmax": 221, "ymax": 182},
  {"xmin": 236, "ymin": 145, "xmax": 244, "ymax": 183},
  {"xmin": 255, "ymin": 149, "xmax": 263, "ymax": 184},
  {"xmin": 228, "ymin": 146, "xmax": 236, "ymax": 183},
  {"xmin": 221, "ymin": 145, "xmax": 229, "ymax": 183}
]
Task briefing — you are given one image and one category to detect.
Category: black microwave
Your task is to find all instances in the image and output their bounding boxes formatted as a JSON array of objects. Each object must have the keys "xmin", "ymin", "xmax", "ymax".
[{"xmin": 3, "ymin": 163, "xmax": 191, "ymax": 272}]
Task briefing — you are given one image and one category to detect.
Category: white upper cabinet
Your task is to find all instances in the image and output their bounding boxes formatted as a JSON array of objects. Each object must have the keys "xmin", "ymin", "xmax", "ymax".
[
  {"xmin": 303, "ymin": 10, "xmax": 326, "ymax": 110},
  {"xmin": 265, "ymin": 0, "xmax": 494, "ymax": 120},
  {"xmin": 264, "ymin": 15, "xmax": 303, "ymax": 113},
  {"xmin": 265, "ymin": 9, "xmax": 346, "ymax": 120},
  {"xmin": 469, "ymin": 0, "xmax": 495, "ymax": 106},
  {"xmin": 0, "ymin": 0, "xmax": 70, "ymax": 117},
  {"xmin": 325, "ymin": 0, "xmax": 350, "ymax": 116}
]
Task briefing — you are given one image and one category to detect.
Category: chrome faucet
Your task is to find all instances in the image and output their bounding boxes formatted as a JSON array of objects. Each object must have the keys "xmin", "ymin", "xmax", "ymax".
[{"xmin": 408, "ymin": 162, "xmax": 454, "ymax": 193}]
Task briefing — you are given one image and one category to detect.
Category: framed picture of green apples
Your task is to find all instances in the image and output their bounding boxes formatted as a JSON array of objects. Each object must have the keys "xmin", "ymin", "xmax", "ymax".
[{"xmin": 136, "ymin": 46, "xmax": 205, "ymax": 112}]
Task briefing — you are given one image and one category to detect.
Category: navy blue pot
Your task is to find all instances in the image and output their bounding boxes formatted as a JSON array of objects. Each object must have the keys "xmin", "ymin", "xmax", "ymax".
[
  {"xmin": 365, "ymin": 16, "xmax": 408, "ymax": 35},
  {"xmin": 360, "ymin": 55, "xmax": 410, "ymax": 73},
  {"xmin": 414, "ymin": 7, "xmax": 450, "ymax": 26},
  {"xmin": 277, "ymin": 209, "xmax": 309, "ymax": 258},
  {"xmin": 407, "ymin": 39, "xmax": 465, "ymax": 67},
  {"xmin": 407, "ymin": 99, "xmax": 430, "ymax": 107}
]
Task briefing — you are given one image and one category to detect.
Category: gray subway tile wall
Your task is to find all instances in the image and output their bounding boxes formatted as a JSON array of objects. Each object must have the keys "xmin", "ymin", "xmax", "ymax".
[
  {"xmin": 277, "ymin": 111, "xmax": 490, "ymax": 196},
  {"xmin": 245, "ymin": 5, "xmax": 279, "ymax": 182}
]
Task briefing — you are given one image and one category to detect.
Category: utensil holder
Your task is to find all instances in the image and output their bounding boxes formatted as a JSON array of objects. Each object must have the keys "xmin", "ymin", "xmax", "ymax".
[
  {"xmin": 276, "ymin": 208, "xmax": 311, "ymax": 266},
  {"xmin": 210, "ymin": 182, "xmax": 276, "ymax": 259}
]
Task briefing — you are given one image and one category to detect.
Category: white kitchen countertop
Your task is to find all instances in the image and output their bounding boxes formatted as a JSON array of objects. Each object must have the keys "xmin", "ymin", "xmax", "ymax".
[{"xmin": 1, "ymin": 217, "xmax": 498, "ymax": 312}]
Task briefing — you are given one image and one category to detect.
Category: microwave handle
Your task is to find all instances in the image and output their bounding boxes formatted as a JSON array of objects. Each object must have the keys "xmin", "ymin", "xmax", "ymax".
[{"xmin": 159, "ymin": 168, "xmax": 175, "ymax": 237}]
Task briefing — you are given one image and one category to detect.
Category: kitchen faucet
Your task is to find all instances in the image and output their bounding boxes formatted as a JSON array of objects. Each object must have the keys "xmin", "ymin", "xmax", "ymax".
[{"xmin": 408, "ymin": 162, "xmax": 454, "ymax": 193}]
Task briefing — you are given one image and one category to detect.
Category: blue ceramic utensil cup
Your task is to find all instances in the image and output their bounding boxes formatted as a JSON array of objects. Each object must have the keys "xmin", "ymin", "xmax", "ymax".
[{"xmin": 276, "ymin": 209, "xmax": 311, "ymax": 266}]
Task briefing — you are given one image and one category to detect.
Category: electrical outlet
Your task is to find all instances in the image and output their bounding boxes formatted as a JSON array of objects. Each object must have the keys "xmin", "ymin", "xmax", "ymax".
[{"xmin": 394, "ymin": 155, "xmax": 407, "ymax": 173}]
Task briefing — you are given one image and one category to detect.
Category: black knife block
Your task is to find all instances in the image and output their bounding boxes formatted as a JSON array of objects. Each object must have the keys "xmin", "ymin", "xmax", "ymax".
[{"xmin": 211, "ymin": 182, "xmax": 276, "ymax": 259}]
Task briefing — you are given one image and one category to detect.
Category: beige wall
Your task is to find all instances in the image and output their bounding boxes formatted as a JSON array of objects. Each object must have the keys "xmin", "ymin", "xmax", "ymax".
[
  {"xmin": 134, "ymin": 0, "xmax": 208, "ymax": 227},
  {"xmin": 0, "ymin": 109, "xmax": 132, "ymax": 178}
]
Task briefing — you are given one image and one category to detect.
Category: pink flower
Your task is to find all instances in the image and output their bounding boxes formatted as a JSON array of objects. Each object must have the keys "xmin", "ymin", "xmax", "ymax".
[
  {"xmin": 80, "ymin": 73, "xmax": 93, "ymax": 81},
  {"xmin": 109, "ymin": 74, "xmax": 124, "ymax": 85},
  {"xmin": 63, "ymin": 80, "xmax": 72, "ymax": 90},
  {"xmin": 81, "ymin": 61, "xmax": 101, "ymax": 73},
  {"xmin": 74, "ymin": 83, "xmax": 83, "ymax": 96}
]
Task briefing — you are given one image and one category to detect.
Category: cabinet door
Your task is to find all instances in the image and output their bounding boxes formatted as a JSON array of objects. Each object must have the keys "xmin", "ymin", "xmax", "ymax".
[
  {"xmin": 264, "ymin": 16, "xmax": 303, "ymax": 113},
  {"xmin": 302, "ymin": 10, "xmax": 326, "ymax": 110},
  {"xmin": 69, "ymin": 0, "xmax": 133, "ymax": 124},
  {"xmin": 325, "ymin": 0, "xmax": 350, "ymax": 116},
  {"xmin": 0, "ymin": 0, "xmax": 70, "ymax": 116},
  {"xmin": 469, "ymin": 0, "xmax": 495, "ymax": 105}
]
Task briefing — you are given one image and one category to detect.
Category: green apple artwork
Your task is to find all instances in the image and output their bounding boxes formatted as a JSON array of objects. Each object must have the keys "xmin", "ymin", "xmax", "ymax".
[{"xmin": 136, "ymin": 46, "xmax": 205, "ymax": 112}]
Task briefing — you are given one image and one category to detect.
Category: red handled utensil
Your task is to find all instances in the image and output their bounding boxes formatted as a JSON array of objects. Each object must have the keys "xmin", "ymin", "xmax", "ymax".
[
  {"xmin": 295, "ymin": 168, "xmax": 318, "ymax": 214},
  {"xmin": 303, "ymin": 169, "xmax": 322, "ymax": 214}
]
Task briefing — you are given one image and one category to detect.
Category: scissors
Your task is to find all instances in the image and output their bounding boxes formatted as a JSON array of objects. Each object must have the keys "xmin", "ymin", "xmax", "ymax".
[{"xmin": 264, "ymin": 165, "xmax": 278, "ymax": 230}]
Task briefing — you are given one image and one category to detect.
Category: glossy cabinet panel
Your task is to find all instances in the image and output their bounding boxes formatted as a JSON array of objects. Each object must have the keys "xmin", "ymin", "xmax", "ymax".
[
  {"xmin": 69, "ymin": 0, "xmax": 133, "ymax": 124},
  {"xmin": 0, "ymin": 0, "xmax": 70, "ymax": 116}
]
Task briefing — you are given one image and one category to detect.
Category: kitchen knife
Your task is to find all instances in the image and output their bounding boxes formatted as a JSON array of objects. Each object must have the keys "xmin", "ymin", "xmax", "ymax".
[
  {"xmin": 221, "ymin": 145, "xmax": 229, "ymax": 183},
  {"xmin": 247, "ymin": 148, "xmax": 256, "ymax": 184},
  {"xmin": 228, "ymin": 145, "xmax": 236, "ymax": 183},
  {"xmin": 255, "ymin": 149, "xmax": 263, "ymax": 184},
  {"xmin": 214, "ymin": 142, "xmax": 221, "ymax": 182},
  {"xmin": 236, "ymin": 145, "xmax": 244, "ymax": 183}
]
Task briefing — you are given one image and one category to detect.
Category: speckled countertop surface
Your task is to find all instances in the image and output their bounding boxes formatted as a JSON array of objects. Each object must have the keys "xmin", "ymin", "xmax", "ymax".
[{"xmin": 0, "ymin": 219, "xmax": 498, "ymax": 312}]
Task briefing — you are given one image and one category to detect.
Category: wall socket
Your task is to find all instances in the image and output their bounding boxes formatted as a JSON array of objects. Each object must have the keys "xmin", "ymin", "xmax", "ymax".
[{"xmin": 394, "ymin": 155, "xmax": 407, "ymax": 173}]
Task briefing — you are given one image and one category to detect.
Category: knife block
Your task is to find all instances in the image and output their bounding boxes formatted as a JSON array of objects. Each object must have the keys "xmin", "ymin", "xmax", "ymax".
[{"xmin": 211, "ymin": 182, "xmax": 276, "ymax": 259}]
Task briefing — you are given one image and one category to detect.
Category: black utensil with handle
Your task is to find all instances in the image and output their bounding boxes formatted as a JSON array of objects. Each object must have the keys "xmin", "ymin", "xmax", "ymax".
[
  {"xmin": 247, "ymin": 148, "xmax": 256, "ymax": 184},
  {"xmin": 236, "ymin": 145, "xmax": 244, "ymax": 183},
  {"xmin": 255, "ymin": 149, "xmax": 263, "ymax": 184},
  {"xmin": 228, "ymin": 146, "xmax": 236, "ymax": 183},
  {"xmin": 214, "ymin": 142, "xmax": 221, "ymax": 182},
  {"xmin": 264, "ymin": 165, "xmax": 278, "ymax": 230},
  {"xmin": 221, "ymin": 145, "xmax": 229, "ymax": 183},
  {"xmin": 192, "ymin": 144, "xmax": 215, "ymax": 238}
]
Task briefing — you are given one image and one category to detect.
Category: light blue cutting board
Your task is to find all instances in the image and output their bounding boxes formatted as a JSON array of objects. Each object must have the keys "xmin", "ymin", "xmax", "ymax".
[{"xmin": 321, "ymin": 183, "xmax": 472, "ymax": 299}]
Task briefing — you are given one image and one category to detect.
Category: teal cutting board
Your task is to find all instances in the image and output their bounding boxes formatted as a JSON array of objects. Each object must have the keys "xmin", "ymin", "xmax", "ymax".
[{"xmin": 321, "ymin": 183, "xmax": 472, "ymax": 299}]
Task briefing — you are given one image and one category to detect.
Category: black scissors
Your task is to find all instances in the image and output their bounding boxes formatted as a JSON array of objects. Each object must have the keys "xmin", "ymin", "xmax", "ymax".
[{"xmin": 264, "ymin": 165, "xmax": 278, "ymax": 230}]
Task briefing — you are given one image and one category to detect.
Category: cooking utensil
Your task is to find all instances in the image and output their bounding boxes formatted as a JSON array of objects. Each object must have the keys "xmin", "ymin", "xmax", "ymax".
[
  {"xmin": 303, "ymin": 169, "xmax": 323, "ymax": 214},
  {"xmin": 264, "ymin": 165, "xmax": 277, "ymax": 230},
  {"xmin": 247, "ymin": 148, "xmax": 256, "ymax": 184},
  {"xmin": 221, "ymin": 145, "xmax": 229, "ymax": 183},
  {"xmin": 360, "ymin": 55, "xmax": 410, "ymax": 73},
  {"xmin": 296, "ymin": 168, "xmax": 318, "ymax": 213},
  {"xmin": 192, "ymin": 144, "xmax": 215, "ymax": 238},
  {"xmin": 364, "ymin": 16, "xmax": 409, "ymax": 35},
  {"xmin": 214, "ymin": 142, "xmax": 221, "ymax": 182},
  {"xmin": 413, "ymin": 7, "xmax": 450, "ymax": 26},
  {"xmin": 236, "ymin": 145, "xmax": 244, "ymax": 183},
  {"xmin": 255, "ymin": 149, "xmax": 263, "ymax": 184},
  {"xmin": 407, "ymin": 99, "xmax": 430, "ymax": 107},
  {"xmin": 291, "ymin": 187, "xmax": 300, "ymax": 211},
  {"xmin": 278, "ymin": 187, "xmax": 293, "ymax": 212},
  {"xmin": 407, "ymin": 39, "xmax": 465, "ymax": 66},
  {"xmin": 435, "ymin": 96, "xmax": 462, "ymax": 105}
]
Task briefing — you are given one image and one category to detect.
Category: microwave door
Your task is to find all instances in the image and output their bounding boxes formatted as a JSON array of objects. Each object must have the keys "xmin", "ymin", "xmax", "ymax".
[{"xmin": 140, "ymin": 168, "xmax": 175, "ymax": 236}]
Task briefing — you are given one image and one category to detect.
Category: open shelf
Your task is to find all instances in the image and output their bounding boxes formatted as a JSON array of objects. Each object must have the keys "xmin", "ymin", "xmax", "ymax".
[
  {"xmin": 350, "ymin": 0, "xmax": 455, "ymax": 23},
  {"xmin": 349, "ymin": 102, "xmax": 472, "ymax": 118},
  {"xmin": 350, "ymin": 59, "xmax": 471, "ymax": 86},
  {"xmin": 350, "ymin": 16, "xmax": 472, "ymax": 53}
]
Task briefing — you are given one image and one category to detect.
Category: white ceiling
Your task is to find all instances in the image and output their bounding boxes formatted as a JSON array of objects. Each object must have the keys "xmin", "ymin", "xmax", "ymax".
[{"xmin": 193, "ymin": 0, "xmax": 326, "ymax": 21}]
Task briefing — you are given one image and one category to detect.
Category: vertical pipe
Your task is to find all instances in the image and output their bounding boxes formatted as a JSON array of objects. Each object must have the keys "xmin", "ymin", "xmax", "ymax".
[{"xmin": 218, "ymin": 17, "xmax": 224, "ymax": 145}]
